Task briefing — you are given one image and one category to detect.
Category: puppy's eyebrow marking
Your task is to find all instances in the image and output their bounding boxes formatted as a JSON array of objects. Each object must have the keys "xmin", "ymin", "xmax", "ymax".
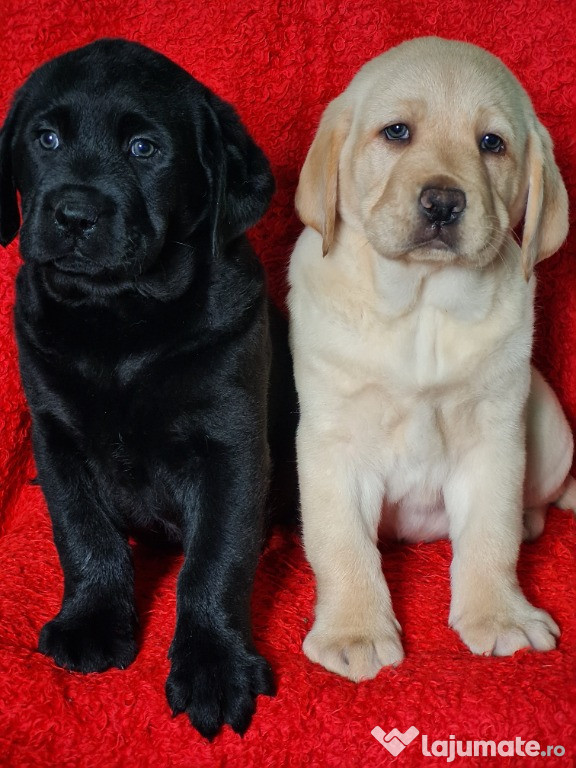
[
  {"xmin": 367, "ymin": 97, "xmax": 425, "ymax": 125},
  {"xmin": 116, "ymin": 111, "xmax": 161, "ymax": 136},
  {"xmin": 476, "ymin": 107, "xmax": 514, "ymax": 141},
  {"xmin": 34, "ymin": 105, "xmax": 71, "ymax": 129}
]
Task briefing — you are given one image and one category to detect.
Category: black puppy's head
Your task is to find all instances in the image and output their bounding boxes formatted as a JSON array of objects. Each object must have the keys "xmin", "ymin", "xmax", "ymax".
[{"xmin": 0, "ymin": 39, "xmax": 273, "ymax": 280}]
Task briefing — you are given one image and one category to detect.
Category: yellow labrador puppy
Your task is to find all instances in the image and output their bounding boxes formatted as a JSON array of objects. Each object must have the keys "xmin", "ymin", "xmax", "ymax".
[{"xmin": 288, "ymin": 37, "xmax": 574, "ymax": 681}]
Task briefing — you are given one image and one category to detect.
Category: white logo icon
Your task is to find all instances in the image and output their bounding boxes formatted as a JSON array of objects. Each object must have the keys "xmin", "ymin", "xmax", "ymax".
[{"xmin": 371, "ymin": 725, "xmax": 420, "ymax": 756}]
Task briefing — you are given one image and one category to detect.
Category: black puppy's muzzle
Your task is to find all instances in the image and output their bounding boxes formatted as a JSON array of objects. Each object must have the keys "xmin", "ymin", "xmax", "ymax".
[
  {"xmin": 20, "ymin": 177, "xmax": 164, "ymax": 277},
  {"xmin": 21, "ymin": 183, "xmax": 134, "ymax": 273}
]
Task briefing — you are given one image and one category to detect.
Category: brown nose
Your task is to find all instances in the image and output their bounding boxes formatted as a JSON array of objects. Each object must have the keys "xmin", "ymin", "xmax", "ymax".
[{"xmin": 420, "ymin": 187, "xmax": 466, "ymax": 226}]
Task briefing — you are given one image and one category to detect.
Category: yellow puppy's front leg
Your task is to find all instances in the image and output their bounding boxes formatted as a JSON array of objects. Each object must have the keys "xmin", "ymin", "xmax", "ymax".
[
  {"xmin": 446, "ymin": 430, "xmax": 559, "ymax": 656},
  {"xmin": 298, "ymin": 427, "xmax": 403, "ymax": 681}
]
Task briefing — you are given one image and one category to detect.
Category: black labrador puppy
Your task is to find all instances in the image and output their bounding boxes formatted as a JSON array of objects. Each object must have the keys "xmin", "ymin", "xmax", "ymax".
[{"xmin": 0, "ymin": 39, "xmax": 294, "ymax": 738}]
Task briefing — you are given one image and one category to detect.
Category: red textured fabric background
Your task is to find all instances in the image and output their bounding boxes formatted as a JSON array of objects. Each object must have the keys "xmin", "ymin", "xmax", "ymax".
[{"xmin": 1, "ymin": 2, "xmax": 575, "ymax": 766}]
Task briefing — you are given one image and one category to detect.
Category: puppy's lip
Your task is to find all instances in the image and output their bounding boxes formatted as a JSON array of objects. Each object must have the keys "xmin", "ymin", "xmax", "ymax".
[
  {"xmin": 402, "ymin": 238, "xmax": 458, "ymax": 261},
  {"xmin": 49, "ymin": 248, "xmax": 103, "ymax": 275},
  {"xmin": 413, "ymin": 238, "xmax": 452, "ymax": 251},
  {"xmin": 51, "ymin": 258, "xmax": 97, "ymax": 275}
]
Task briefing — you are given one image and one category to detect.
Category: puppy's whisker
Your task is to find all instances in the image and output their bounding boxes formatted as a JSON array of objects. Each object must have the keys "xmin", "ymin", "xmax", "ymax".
[{"xmin": 170, "ymin": 240, "xmax": 194, "ymax": 250}]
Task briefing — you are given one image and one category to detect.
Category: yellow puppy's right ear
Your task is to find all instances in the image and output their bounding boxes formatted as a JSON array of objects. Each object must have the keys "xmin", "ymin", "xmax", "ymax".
[
  {"xmin": 295, "ymin": 97, "xmax": 350, "ymax": 256},
  {"xmin": 521, "ymin": 121, "xmax": 569, "ymax": 280}
]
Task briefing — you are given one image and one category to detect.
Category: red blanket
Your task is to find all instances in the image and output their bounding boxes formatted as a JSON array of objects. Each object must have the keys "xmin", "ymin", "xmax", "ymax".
[{"xmin": 0, "ymin": 2, "xmax": 575, "ymax": 765}]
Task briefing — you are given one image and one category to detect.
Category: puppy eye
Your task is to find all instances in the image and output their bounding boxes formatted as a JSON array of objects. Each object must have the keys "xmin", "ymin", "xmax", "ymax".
[
  {"xmin": 39, "ymin": 130, "xmax": 60, "ymax": 150},
  {"xmin": 382, "ymin": 123, "xmax": 410, "ymax": 141},
  {"xmin": 480, "ymin": 133, "xmax": 505, "ymax": 153},
  {"xmin": 129, "ymin": 138, "xmax": 157, "ymax": 158}
]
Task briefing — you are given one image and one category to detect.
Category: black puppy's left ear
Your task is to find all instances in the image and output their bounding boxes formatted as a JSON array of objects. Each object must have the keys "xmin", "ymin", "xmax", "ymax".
[
  {"xmin": 0, "ymin": 98, "xmax": 21, "ymax": 247},
  {"xmin": 197, "ymin": 90, "xmax": 274, "ymax": 250}
]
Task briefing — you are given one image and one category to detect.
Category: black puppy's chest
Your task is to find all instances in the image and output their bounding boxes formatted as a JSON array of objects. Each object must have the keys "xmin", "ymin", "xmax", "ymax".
[{"xmin": 17, "ymin": 281, "xmax": 212, "ymax": 526}]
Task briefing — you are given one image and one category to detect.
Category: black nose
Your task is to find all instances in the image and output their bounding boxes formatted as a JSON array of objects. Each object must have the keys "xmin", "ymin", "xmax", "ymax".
[
  {"xmin": 54, "ymin": 199, "xmax": 99, "ymax": 236},
  {"xmin": 419, "ymin": 187, "xmax": 466, "ymax": 226}
]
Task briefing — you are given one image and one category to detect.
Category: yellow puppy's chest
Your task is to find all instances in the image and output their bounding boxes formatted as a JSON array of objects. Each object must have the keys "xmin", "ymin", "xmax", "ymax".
[
  {"xmin": 330, "ymin": 335, "xmax": 487, "ymax": 540},
  {"xmin": 330, "ymin": 362, "xmax": 465, "ymax": 540},
  {"xmin": 290, "ymin": 230, "xmax": 533, "ymax": 539},
  {"xmin": 378, "ymin": 303, "xmax": 497, "ymax": 390},
  {"xmin": 316, "ymin": 268, "xmax": 531, "ymax": 538},
  {"xmin": 325, "ymin": 265, "xmax": 525, "ymax": 396},
  {"xmin": 333, "ymin": 313, "xmax": 483, "ymax": 471}
]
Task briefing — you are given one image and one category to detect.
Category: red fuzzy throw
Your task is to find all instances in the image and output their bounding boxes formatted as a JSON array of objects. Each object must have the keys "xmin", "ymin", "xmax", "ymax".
[{"xmin": 0, "ymin": 2, "xmax": 575, "ymax": 766}]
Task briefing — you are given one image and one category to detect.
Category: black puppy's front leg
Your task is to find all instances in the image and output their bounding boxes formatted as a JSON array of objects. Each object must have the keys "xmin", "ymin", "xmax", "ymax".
[
  {"xmin": 35, "ymin": 426, "xmax": 137, "ymax": 673},
  {"xmin": 165, "ymin": 442, "xmax": 274, "ymax": 739}
]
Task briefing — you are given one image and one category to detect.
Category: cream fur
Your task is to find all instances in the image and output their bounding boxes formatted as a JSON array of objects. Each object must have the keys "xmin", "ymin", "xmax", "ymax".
[{"xmin": 288, "ymin": 37, "xmax": 571, "ymax": 681}]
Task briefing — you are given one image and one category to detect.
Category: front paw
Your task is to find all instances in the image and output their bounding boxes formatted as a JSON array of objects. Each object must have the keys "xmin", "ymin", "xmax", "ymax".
[
  {"xmin": 303, "ymin": 619, "xmax": 404, "ymax": 682},
  {"xmin": 166, "ymin": 637, "xmax": 274, "ymax": 739},
  {"xmin": 451, "ymin": 594, "xmax": 559, "ymax": 656},
  {"xmin": 39, "ymin": 607, "xmax": 137, "ymax": 673}
]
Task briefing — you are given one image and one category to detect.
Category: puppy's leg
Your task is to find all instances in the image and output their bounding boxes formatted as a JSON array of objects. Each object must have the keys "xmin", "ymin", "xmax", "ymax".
[
  {"xmin": 35, "ymin": 426, "xmax": 137, "ymax": 672},
  {"xmin": 165, "ymin": 438, "xmax": 274, "ymax": 740},
  {"xmin": 446, "ymin": 425, "xmax": 559, "ymax": 656},
  {"xmin": 556, "ymin": 475, "xmax": 576, "ymax": 510},
  {"xmin": 522, "ymin": 368, "xmax": 575, "ymax": 540},
  {"xmin": 299, "ymin": 428, "xmax": 403, "ymax": 681},
  {"xmin": 524, "ymin": 367, "xmax": 574, "ymax": 510}
]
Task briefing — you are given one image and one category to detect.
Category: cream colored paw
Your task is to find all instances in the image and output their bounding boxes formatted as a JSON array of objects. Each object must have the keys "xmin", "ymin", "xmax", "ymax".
[
  {"xmin": 303, "ymin": 622, "xmax": 404, "ymax": 681},
  {"xmin": 451, "ymin": 599, "xmax": 559, "ymax": 656}
]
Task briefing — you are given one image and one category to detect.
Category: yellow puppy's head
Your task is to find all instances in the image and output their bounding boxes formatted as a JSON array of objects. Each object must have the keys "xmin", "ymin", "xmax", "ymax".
[{"xmin": 296, "ymin": 37, "xmax": 568, "ymax": 277}]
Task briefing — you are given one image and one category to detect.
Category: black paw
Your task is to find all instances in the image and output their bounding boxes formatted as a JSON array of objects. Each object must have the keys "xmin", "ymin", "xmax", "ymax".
[
  {"xmin": 39, "ymin": 607, "xmax": 137, "ymax": 673},
  {"xmin": 166, "ymin": 638, "xmax": 275, "ymax": 739}
]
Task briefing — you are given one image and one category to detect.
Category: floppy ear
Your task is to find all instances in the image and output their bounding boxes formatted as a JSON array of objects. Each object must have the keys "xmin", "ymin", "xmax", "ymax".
[
  {"xmin": 295, "ymin": 97, "xmax": 350, "ymax": 256},
  {"xmin": 0, "ymin": 99, "xmax": 21, "ymax": 246},
  {"xmin": 521, "ymin": 121, "xmax": 569, "ymax": 279},
  {"xmin": 196, "ymin": 90, "xmax": 274, "ymax": 254}
]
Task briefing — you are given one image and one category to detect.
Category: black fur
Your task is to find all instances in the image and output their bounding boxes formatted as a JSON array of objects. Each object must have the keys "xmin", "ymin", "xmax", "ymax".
[{"xmin": 0, "ymin": 38, "xmax": 295, "ymax": 738}]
